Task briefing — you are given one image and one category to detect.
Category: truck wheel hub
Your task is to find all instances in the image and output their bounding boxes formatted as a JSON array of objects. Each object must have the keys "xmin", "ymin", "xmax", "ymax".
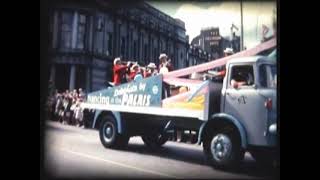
[
  {"xmin": 103, "ymin": 122, "xmax": 114, "ymax": 142},
  {"xmin": 106, "ymin": 127, "xmax": 112, "ymax": 137},
  {"xmin": 211, "ymin": 134, "xmax": 232, "ymax": 162}
]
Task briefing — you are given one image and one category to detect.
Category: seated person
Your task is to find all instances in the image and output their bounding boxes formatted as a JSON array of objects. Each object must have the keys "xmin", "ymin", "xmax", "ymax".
[
  {"xmin": 231, "ymin": 72, "xmax": 254, "ymax": 88},
  {"xmin": 231, "ymin": 79, "xmax": 246, "ymax": 88}
]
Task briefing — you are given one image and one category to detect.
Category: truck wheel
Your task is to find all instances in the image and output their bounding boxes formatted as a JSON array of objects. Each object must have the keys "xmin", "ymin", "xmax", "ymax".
[
  {"xmin": 99, "ymin": 115, "xmax": 129, "ymax": 149},
  {"xmin": 203, "ymin": 129, "xmax": 244, "ymax": 169},
  {"xmin": 142, "ymin": 133, "xmax": 169, "ymax": 149}
]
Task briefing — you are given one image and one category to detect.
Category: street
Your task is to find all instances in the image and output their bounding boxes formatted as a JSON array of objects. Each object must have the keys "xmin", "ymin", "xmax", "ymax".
[{"xmin": 44, "ymin": 121, "xmax": 277, "ymax": 179}]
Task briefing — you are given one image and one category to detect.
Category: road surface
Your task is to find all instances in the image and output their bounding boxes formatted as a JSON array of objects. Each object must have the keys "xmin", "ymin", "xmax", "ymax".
[{"xmin": 43, "ymin": 121, "xmax": 277, "ymax": 179}]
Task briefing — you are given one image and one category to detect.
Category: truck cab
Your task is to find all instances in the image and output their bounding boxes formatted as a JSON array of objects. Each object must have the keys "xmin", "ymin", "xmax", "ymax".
[
  {"xmin": 201, "ymin": 56, "xmax": 277, "ymax": 168},
  {"xmin": 222, "ymin": 56, "xmax": 277, "ymax": 147}
]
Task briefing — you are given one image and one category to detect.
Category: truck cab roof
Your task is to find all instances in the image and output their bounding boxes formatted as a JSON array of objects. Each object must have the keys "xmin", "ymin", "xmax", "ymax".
[{"xmin": 227, "ymin": 56, "xmax": 276, "ymax": 66}]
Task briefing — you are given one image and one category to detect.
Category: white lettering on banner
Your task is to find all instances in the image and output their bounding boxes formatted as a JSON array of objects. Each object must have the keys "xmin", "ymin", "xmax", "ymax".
[
  {"xmin": 137, "ymin": 94, "xmax": 143, "ymax": 106},
  {"xmin": 139, "ymin": 83, "xmax": 146, "ymax": 91},
  {"xmin": 145, "ymin": 95, "xmax": 151, "ymax": 106},
  {"xmin": 88, "ymin": 93, "xmax": 110, "ymax": 105},
  {"xmin": 88, "ymin": 95, "xmax": 92, "ymax": 103},
  {"xmin": 121, "ymin": 94, "xmax": 129, "ymax": 106},
  {"xmin": 142, "ymin": 95, "xmax": 147, "ymax": 105},
  {"xmin": 152, "ymin": 85, "xmax": 159, "ymax": 94},
  {"xmin": 101, "ymin": 96, "xmax": 106, "ymax": 104},
  {"xmin": 115, "ymin": 97, "xmax": 122, "ymax": 104},
  {"xmin": 127, "ymin": 94, "xmax": 134, "ymax": 106},
  {"xmin": 88, "ymin": 92, "xmax": 153, "ymax": 107},
  {"xmin": 121, "ymin": 93, "xmax": 151, "ymax": 107},
  {"xmin": 133, "ymin": 94, "xmax": 138, "ymax": 106},
  {"xmin": 114, "ymin": 84, "xmax": 138, "ymax": 97}
]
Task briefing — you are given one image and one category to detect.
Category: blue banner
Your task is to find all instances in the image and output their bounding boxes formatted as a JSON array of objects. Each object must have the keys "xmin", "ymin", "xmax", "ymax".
[{"xmin": 87, "ymin": 75, "xmax": 163, "ymax": 107}]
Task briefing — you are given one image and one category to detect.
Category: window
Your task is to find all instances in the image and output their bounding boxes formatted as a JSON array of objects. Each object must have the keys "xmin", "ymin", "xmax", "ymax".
[
  {"xmin": 126, "ymin": 34, "xmax": 130, "ymax": 58},
  {"xmin": 151, "ymin": 38, "xmax": 154, "ymax": 59},
  {"xmin": 153, "ymin": 48, "xmax": 157, "ymax": 62},
  {"xmin": 60, "ymin": 12, "xmax": 73, "ymax": 49},
  {"xmin": 94, "ymin": 16, "xmax": 104, "ymax": 54},
  {"xmin": 210, "ymin": 41, "xmax": 219, "ymax": 46},
  {"xmin": 121, "ymin": 37, "xmax": 125, "ymax": 57},
  {"xmin": 259, "ymin": 64, "xmax": 276, "ymax": 88},
  {"xmin": 97, "ymin": 16, "xmax": 104, "ymax": 31},
  {"xmin": 229, "ymin": 65, "xmax": 255, "ymax": 88},
  {"xmin": 49, "ymin": 14, "xmax": 53, "ymax": 47},
  {"xmin": 133, "ymin": 41, "xmax": 137, "ymax": 59},
  {"xmin": 144, "ymin": 44, "xmax": 148, "ymax": 61},
  {"xmin": 107, "ymin": 33, "xmax": 113, "ymax": 56},
  {"xmin": 76, "ymin": 14, "xmax": 86, "ymax": 50}
]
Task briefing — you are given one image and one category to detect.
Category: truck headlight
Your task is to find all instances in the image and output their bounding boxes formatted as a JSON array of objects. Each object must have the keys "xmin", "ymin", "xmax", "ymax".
[{"xmin": 268, "ymin": 123, "xmax": 277, "ymax": 135}]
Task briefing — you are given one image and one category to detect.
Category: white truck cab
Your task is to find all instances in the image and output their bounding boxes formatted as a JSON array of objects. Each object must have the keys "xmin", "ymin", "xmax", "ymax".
[
  {"xmin": 200, "ymin": 56, "xmax": 277, "ymax": 168},
  {"xmin": 223, "ymin": 56, "xmax": 277, "ymax": 146}
]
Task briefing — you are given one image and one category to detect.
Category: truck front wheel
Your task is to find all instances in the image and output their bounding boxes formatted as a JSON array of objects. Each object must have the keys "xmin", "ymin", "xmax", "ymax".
[
  {"xmin": 99, "ymin": 115, "xmax": 129, "ymax": 149},
  {"xmin": 203, "ymin": 129, "xmax": 244, "ymax": 169}
]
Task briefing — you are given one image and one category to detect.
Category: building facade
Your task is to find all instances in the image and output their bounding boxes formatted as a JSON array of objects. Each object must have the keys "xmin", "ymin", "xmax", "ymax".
[
  {"xmin": 187, "ymin": 45, "xmax": 210, "ymax": 67},
  {"xmin": 48, "ymin": 0, "xmax": 188, "ymax": 92},
  {"xmin": 191, "ymin": 27, "xmax": 240, "ymax": 60}
]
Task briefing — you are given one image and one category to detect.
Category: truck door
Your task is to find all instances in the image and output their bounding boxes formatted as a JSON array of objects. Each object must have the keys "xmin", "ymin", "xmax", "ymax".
[{"xmin": 223, "ymin": 63, "xmax": 274, "ymax": 146}]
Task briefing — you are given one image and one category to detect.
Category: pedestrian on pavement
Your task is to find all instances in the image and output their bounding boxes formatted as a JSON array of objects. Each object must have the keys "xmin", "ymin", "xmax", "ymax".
[
  {"xmin": 72, "ymin": 99, "xmax": 84, "ymax": 128},
  {"xmin": 78, "ymin": 88, "xmax": 86, "ymax": 100},
  {"xmin": 62, "ymin": 95, "xmax": 72, "ymax": 125},
  {"xmin": 72, "ymin": 89, "xmax": 78, "ymax": 98},
  {"xmin": 55, "ymin": 93, "xmax": 63, "ymax": 122}
]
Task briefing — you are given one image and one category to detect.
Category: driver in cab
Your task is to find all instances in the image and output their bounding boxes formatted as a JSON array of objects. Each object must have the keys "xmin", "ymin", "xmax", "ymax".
[{"xmin": 231, "ymin": 71, "xmax": 254, "ymax": 88}]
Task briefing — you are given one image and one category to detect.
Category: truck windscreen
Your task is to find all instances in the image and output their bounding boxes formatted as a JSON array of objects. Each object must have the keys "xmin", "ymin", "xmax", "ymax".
[{"xmin": 259, "ymin": 64, "xmax": 277, "ymax": 88}]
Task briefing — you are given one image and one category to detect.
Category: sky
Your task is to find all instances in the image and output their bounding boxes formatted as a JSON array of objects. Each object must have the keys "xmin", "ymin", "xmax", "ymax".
[{"xmin": 147, "ymin": 1, "xmax": 276, "ymax": 49}]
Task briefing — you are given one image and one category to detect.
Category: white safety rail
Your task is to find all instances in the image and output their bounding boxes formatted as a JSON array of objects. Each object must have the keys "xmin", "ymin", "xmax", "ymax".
[{"xmin": 80, "ymin": 103, "xmax": 207, "ymax": 120}]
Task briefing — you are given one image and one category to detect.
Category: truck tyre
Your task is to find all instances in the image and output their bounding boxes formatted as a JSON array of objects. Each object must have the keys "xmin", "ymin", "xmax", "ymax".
[
  {"xmin": 99, "ymin": 115, "xmax": 129, "ymax": 149},
  {"xmin": 203, "ymin": 128, "xmax": 244, "ymax": 169},
  {"xmin": 141, "ymin": 133, "xmax": 169, "ymax": 149}
]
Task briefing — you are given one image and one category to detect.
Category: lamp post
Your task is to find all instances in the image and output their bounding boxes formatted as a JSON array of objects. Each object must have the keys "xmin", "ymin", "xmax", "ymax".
[{"xmin": 240, "ymin": 0, "xmax": 244, "ymax": 51}]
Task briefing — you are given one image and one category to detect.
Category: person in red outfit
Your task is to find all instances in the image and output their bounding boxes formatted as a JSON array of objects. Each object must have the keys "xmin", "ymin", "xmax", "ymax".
[
  {"xmin": 218, "ymin": 66, "xmax": 226, "ymax": 77},
  {"xmin": 144, "ymin": 62, "xmax": 157, "ymax": 78},
  {"xmin": 113, "ymin": 57, "xmax": 128, "ymax": 86},
  {"xmin": 129, "ymin": 63, "xmax": 139, "ymax": 81}
]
